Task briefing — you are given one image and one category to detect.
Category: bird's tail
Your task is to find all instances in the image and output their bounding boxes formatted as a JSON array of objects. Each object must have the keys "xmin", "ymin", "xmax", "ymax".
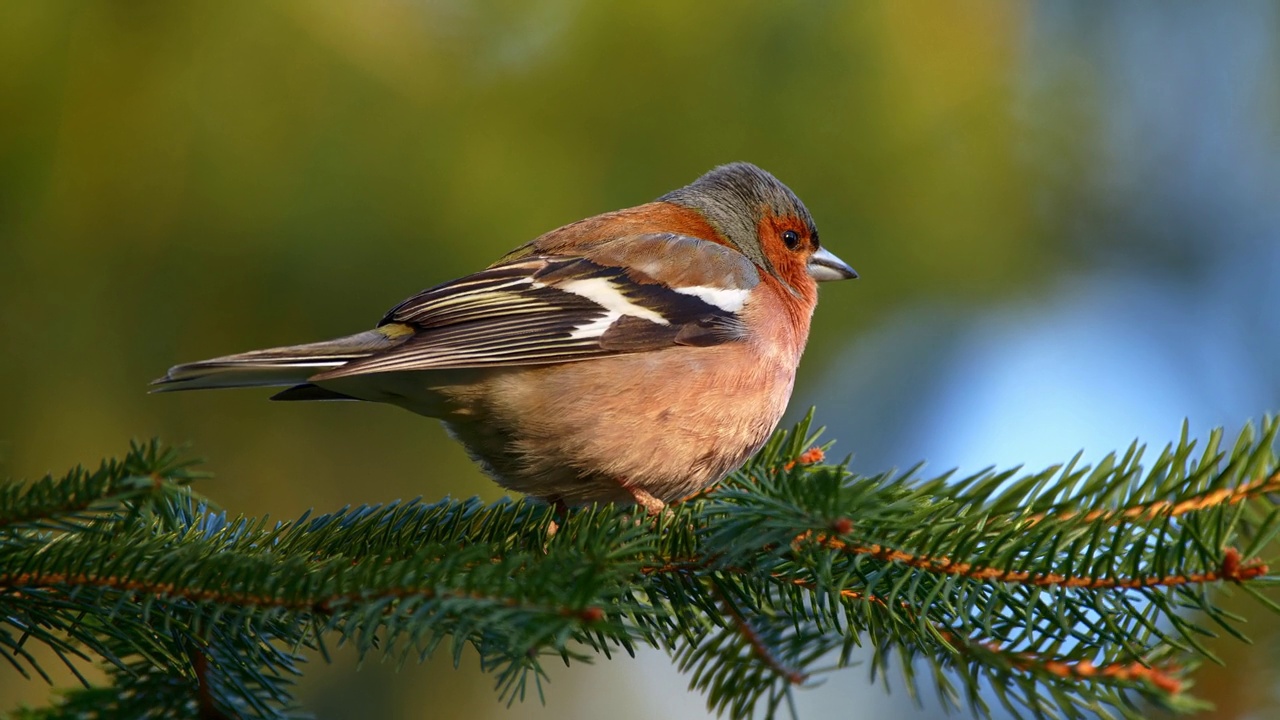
[{"xmin": 150, "ymin": 327, "xmax": 411, "ymax": 393}]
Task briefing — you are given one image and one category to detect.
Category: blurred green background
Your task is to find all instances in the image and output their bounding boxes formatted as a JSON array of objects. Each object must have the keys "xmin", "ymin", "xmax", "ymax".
[{"xmin": 3, "ymin": 2, "xmax": 1278, "ymax": 718}]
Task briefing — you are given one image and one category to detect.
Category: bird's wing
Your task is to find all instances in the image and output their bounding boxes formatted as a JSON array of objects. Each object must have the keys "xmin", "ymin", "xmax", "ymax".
[{"xmin": 310, "ymin": 233, "xmax": 759, "ymax": 379}]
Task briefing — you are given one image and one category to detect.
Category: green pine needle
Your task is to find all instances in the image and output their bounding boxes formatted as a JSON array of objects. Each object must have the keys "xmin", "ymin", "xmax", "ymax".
[{"xmin": 2, "ymin": 412, "xmax": 1278, "ymax": 719}]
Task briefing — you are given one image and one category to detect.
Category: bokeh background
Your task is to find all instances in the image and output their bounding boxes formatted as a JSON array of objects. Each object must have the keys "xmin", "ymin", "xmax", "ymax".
[{"xmin": 3, "ymin": 1, "xmax": 1279, "ymax": 717}]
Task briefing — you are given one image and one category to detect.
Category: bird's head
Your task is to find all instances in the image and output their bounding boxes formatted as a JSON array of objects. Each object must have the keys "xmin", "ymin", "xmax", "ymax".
[{"xmin": 659, "ymin": 162, "xmax": 857, "ymax": 295}]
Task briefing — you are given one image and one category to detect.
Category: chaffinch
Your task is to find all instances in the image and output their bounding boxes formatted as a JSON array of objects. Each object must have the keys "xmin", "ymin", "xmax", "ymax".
[{"xmin": 154, "ymin": 162, "xmax": 856, "ymax": 513}]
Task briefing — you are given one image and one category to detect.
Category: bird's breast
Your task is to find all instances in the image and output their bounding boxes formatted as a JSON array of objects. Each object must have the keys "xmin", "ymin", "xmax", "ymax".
[{"xmin": 432, "ymin": 342, "xmax": 799, "ymax": 505}]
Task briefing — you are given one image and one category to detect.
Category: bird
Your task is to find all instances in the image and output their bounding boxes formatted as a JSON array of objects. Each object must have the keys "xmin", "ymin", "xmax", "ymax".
[{"xmin": 153, "ymin": 162, "xmax": 857, "ymax": 513}]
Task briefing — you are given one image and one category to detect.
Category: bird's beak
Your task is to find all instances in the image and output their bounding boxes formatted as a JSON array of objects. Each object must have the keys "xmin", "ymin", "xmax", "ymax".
[{"xmin": 807, "ymin": 247, "xmax": 858, "ymax": 282}]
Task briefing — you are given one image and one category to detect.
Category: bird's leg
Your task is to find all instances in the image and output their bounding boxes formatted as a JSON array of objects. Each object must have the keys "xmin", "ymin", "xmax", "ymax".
[
  {"xmin": 618, "ymin": 483, "xmax": 666, "ymax": 516},
  {"xmin": 619, "ymin": 484, "xmax": 690, "ymax": 533},
  {"xmin": 545, "ymin": 496, "xmax": 570, "ymax": 538}
]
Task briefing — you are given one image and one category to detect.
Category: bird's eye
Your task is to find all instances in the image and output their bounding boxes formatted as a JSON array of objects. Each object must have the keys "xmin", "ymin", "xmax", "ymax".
[{"xmin": 782, "ymin": 230, "xmax": 801, "ymax": 250}]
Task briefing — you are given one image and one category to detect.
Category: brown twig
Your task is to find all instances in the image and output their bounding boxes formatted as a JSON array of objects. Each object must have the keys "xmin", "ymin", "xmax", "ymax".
[
  {"xmin": 1025, "ymin": 470, "xmax": 1280, "ymax": 528},
  {"xmin": 0, "ymin": 570, "xmax": 598, "ymax": 622},
  {"xmin": 707, "ymin": 582, "xmax": 808, "ymax": 686},
  {"xmin": 795, "ymin": 532, "xmax": 1269, "ymax": 589},
  {"xmin": 783, "ymin": 574, "xmax": 1185, "ymax": 694},
  {"xmin": 189, "ymin": 644, "xmax": 233, "ymax": 720},
  {"xmin": 0, "ymin": 467, "xmax": 188, "ymax": 531},
  {"xmin": 940, "ymin": 630, "xmax": 1184, "ymax": 694}
]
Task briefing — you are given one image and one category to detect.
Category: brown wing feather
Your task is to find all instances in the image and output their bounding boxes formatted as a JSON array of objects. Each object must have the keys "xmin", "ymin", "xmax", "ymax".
[{"xmin": 311, "ymin": 234, "xmax": 756, "ymax": 380}]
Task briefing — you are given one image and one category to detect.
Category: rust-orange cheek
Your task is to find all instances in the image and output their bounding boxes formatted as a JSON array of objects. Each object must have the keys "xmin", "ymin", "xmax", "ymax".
[{"xmin": 756, "ymin": 213, "xmax": 817, "ymax": 291}]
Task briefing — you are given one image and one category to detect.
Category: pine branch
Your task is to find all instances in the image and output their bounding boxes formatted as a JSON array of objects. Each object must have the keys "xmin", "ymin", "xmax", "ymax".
[
  {"xmin": 0, "ymin": 439, "xmax": 205, "ymax": 537},
  {"xmin": 2, "ymin": 413, "xmax": 1278, "ymax": 719}
]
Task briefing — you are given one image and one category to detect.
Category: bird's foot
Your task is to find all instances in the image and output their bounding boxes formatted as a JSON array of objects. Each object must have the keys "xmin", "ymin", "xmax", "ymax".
[
  {"xmin": 545, "ymin": 497, "xmax": 570, "ymax": 539},
  {"xmin": 624, "ymin": 486, "xmax": 666, "ymax": 516}
]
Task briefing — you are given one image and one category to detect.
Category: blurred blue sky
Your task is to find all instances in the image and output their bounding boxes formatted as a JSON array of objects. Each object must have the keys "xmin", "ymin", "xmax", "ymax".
[{"xmin": 811, "ymin": 1, "xmax": 1280, "ymax": 477}]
